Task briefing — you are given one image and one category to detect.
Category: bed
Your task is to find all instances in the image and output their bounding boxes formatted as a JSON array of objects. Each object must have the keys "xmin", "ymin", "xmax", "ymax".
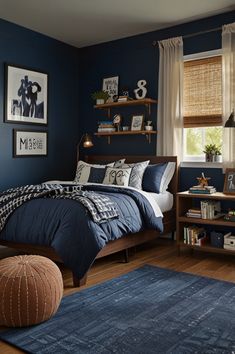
[{"xmin": 0, "ymin": 155, "xmax": 178, "ymax": 286}]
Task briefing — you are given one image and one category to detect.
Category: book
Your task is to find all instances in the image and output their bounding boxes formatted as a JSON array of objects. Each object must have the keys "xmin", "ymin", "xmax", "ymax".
[
  {"xmin": 189, "ymin": 189, "xmax": 216, "ymax": 194},
  {"xmin": 189, "ymin": 185, "xmax": 216, "ymax": 194},
  {"xmin": 186, "ymin": 212, "xmax": 202, "ymax": 218},
  {"xmin": 97, "ymin": 128, "xmax": 116, "ymax": 132},
  {"xmin": 200, "ymin": 200, "xmax": 221, "ymax": 219},
  {"xmin": 117, "ymin": 96, "xmax": 133, "ymax": 102}
]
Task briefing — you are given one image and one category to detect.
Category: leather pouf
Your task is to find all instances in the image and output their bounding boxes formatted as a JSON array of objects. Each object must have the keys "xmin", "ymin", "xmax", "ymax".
[{"xmin": 0, "ymin": 255, "xmax": 63, "ymax": 327}]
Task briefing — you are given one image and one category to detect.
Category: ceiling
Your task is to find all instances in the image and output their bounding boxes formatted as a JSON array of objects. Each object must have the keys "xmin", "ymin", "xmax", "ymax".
[{"xmin": 0, "ymin": 0, "xmax": 234, "ymax": 48}]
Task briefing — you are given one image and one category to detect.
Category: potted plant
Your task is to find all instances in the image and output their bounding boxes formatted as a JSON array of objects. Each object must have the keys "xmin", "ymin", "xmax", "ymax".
[
  {"xmin": 203, "ymin": 144, "xmax": 217, "ymax": 162},
  {"xmin": 214, "ymin": 145, "xmax": 222, "ymax": 162},
  {"xmin": 91, "ymin": 91, "xmax": 110, "ymax": 105}
]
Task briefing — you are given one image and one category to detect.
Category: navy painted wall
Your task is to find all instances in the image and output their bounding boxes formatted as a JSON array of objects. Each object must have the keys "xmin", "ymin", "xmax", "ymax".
[
  {"xmin": 0, "ymin": 19, "xmax": 80, "ymax": 191},
  {"xmin": 78, "ymin": 10, "xmax": 235, "ymax": 191},
  {"xmin": 1, "ymin": 10, "xmax": 235, "ymax": 192}
]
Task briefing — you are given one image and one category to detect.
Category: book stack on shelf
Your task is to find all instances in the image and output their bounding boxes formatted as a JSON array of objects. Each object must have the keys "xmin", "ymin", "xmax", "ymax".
[
  {"xmin": 117, "ymin": 96, "xmax": 133, "ymax": 102},
  {"xmin": 97, "ymin": 121, "xmax": 116, "ymax": 133},
  {"xmin": 189, "ymin": 185, "xmax": 216, "ymax": 194},
  {"xmin": 184, "ymin": 226, "xmax": 207, "ymax": 245},
  {"xmin": 186, "ymin": 208, "xmax": 202, "ymax": 218},
  {"xmin": 201, "ymin": 200, "xmax": 223, "ymax": 219},
  {"xmin": 185, "ymin": 201, "xmax": 223, "ymax": 220}
]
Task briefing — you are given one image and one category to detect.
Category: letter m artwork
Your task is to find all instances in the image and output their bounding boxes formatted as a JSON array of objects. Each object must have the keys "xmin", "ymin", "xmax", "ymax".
[{"xmin": 20, "ymin": 138, "xmax": 28, "ymax": 151}]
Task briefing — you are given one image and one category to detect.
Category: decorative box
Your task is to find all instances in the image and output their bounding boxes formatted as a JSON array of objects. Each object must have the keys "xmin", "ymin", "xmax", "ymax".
[
  {"xmin": 210, "ymin": 231, "xmax": 224, "ymax": 248},
  {"xmin": 224, "ymin": 233, "xmax": 235, "ymax": 250}
]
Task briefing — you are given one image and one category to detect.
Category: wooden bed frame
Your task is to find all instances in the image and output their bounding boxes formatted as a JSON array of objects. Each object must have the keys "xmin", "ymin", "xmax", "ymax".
[{"xmin": 0, "ymin": 155, "xmax": 178, "ymax": 287}]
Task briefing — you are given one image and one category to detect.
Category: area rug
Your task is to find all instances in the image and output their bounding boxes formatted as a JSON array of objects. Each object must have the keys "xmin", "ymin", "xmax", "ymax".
[{"xmin": 1, "ymin": 265, "xmax": 235, "ymax": 354}]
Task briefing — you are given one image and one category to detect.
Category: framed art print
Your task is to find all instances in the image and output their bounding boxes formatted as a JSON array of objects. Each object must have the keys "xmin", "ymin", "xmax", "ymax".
[
  {"xmin": 5, "ymin": 64, "xmax": 48, "ymax": 125},
  {"xmin": 102, "ymin": 76, "xmax": 119, "ymax": 99},
  {"xmin": 223, "ymin": 168, "xmax": 235, "ymax": 195},
  {"xmin": 131, "ymin": 115, "xmax": 144, "ymax": 131},
  {"xmin": 13, "ymin": 129, "xmax": 48, "ymax": 157}
]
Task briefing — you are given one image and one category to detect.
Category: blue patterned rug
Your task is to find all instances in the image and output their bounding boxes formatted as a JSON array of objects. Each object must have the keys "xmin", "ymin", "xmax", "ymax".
[{"xmin": 1, "ymin": 265, "xmax": 235, "ymax": 353}]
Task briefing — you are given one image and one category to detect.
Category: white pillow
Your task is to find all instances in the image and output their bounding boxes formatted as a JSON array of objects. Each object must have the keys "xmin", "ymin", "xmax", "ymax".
[
  {"xmin": 74, "ymin": 160, "xmax": 114, "ymax": 184},
  {"xmin": 74, "ymin": 159, "xmax": 126, "ymax": 184},
  {"xmin": 160, "ymin": 162, "xmax": 176, "ymax": 192},
  {"xmin": 103, "ymin": 167, "xmax": 132, "ymax": 187},
  {"xmin": 122, "ymin": 160, "xmax": 149, "ymax": 189}
]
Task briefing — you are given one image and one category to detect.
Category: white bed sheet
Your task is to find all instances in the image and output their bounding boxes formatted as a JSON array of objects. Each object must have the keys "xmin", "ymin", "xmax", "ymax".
[{"xmin": 148, "ymin": 191, "xmax": 173, "ymax": 213}]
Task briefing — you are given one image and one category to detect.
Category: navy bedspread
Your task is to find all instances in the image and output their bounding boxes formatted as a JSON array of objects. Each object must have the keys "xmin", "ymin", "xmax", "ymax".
[{"xmin": 0, "ymin": 185, "xmax": 163, "ymax": 279}]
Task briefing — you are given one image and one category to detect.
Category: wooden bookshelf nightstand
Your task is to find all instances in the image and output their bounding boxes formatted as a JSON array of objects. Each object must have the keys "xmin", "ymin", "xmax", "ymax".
[{"xmin": 176, "ymin": 191, "xmax": 235, "ymax": 256}]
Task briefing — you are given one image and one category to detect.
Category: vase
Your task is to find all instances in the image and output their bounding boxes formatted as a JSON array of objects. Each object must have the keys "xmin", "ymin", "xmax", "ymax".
[
  {"xmin": 214, "ymin": 155, "xmax": 222, "ymax": 163},
  {"xmin": 96, "ymin": 99, "xmax": 105, "ymax": 105},
  {"xmin": 205, "ymin": 153, "xmax": 215, "ymax": 162}
]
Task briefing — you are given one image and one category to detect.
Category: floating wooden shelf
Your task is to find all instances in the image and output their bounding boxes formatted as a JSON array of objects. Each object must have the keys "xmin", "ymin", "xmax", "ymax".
[
  {"xmin": 94, "ymin": 130, "xmax": 157, "ymax": 144},
  {"xmin": 94, "ymin": 98, "xmax": 157, "ymax": 116}
]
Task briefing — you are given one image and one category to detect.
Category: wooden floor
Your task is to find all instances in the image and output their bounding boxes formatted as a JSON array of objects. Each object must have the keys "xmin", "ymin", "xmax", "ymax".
[{"xmin": 1, "ymin": 238, "xmax": 235, "ymax": 353}]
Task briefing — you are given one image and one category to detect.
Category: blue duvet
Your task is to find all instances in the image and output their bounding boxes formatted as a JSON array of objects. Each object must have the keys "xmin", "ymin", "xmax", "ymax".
[{"xmin": 0, "ymin": 184, "xmax": 163, "ymax": 279}]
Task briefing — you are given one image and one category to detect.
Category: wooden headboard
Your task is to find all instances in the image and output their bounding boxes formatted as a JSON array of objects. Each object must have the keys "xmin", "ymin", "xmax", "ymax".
[{"xmin": 85, "ymin": 155, "xmax": 178, "ymax": 197}]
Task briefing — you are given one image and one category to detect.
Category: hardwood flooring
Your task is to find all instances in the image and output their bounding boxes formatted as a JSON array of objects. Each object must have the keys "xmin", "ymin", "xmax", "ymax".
[{"xmin": 1, "ymin": 238, "xmax": 235, "ymax": 353}]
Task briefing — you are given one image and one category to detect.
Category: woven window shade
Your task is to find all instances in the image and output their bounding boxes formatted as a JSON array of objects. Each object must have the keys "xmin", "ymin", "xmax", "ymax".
[{"xmin": 184, "ymin": 56, "xmax": 222, "ymax": 128}]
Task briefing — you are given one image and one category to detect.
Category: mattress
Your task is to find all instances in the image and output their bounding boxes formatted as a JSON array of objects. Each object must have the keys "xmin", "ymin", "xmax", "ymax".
[{"xmin": 148, "ymin": 191, "xmax": 173, "ymax": 213}]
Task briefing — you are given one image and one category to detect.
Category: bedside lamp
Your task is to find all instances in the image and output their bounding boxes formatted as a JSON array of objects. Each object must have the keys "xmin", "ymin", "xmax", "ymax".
[
  {"xmin": 224, "ymin": 110, "xmax": 235, "ymax": 127},
  {"xmin": 77, "ymin": 133, "xmax": 94, "ymax": 161}
]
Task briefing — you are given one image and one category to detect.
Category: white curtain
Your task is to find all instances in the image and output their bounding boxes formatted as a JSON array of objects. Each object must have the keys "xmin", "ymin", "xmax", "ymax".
[
  {"xmin": 157, "ymin": 36, "xmax": 184, "ymax": 161},
  {"xmin": 222, "ymin": 22, "xmax": 235, "ymax": 170}
]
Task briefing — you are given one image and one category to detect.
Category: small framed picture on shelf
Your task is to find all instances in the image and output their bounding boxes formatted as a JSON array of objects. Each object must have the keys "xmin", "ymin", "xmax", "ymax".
[
  {"xmin": 131, "ymin": 115, "xmax": 144, "ymax": 131},
  {"xmin": 13, "ymin": 129, "xmax": 48, "ymax": 157},
  {"xmin": 102, "ymin": 76, "xmax": 119, "ymax": 100},
  {"xmin": 223, "ymin": 168, "xmax": 235, "ymax": 194}
]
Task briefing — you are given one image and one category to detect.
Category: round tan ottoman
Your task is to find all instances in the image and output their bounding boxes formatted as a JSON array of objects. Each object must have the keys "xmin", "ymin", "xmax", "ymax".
[{"xmin": 0, "ymin": 255, "xmax": 63, "ymax": 327}]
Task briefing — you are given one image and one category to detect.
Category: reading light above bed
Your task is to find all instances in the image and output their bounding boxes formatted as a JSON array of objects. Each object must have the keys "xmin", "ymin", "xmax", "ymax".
[{"xmin": 77, "ymin": 133, "xmax": 94, "ymax": 160}]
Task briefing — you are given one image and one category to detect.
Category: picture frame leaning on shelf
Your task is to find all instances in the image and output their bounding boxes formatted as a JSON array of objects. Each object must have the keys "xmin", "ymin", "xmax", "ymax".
[{"xmin": 223, "ymin": 168, "xmax": 235, "ymax": 194}]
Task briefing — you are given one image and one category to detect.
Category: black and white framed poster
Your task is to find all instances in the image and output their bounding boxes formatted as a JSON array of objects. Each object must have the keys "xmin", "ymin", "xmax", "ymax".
[
  {"xmin": 5, "ymin": 64, "xmax": 48, "ymax": 125},
  {"xmin": 13, "ymin": 129, "xmax": 48, "ymax": 157},
  {"xmin": 102, "ymin": 76, "xmax": 119, "ymax": 99}
]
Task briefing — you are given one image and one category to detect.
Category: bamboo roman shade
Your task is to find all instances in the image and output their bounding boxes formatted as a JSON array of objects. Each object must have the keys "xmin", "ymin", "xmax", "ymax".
[{"xmin": 184, "ymin": 56, "xmax": 222, "ymax": 128}]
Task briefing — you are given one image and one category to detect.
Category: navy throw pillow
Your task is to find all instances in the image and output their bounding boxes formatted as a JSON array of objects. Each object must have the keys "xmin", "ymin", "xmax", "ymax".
[
  {"xmin": 88, "ymin": 167, "xmax": 107, "ymax": 183},
  {"xmin": 142, "ymin": 163, "xmax": 168, "ymax": 193}
]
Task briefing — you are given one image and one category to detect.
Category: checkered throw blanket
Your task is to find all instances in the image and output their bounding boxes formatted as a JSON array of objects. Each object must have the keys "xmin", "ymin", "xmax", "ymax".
[{"xmin": 0, "ymin": 184, "xmax": 119, "ymax": 232}]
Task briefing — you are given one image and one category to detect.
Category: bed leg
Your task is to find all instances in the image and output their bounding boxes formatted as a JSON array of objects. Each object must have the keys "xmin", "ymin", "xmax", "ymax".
[
  {"xmin": 124, "ymin": 249, "xmax": 129, "ymax": 263},
  {"xmin": 72, "ymin": 273, "xmax": 87, "ymax": 287}
]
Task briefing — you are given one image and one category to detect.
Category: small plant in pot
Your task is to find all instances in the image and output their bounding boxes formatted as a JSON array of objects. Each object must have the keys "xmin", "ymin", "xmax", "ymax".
[
  {"xmin": 214, "ymin": 145, "xmax": 222, "ymax": 162},
  {"xmin": 91, "ymin": 91, "xmax": 110, "ymax": 105},
  {"xmin": 203, "ymin": 144, "xmax": 217, "ymax": 162}
]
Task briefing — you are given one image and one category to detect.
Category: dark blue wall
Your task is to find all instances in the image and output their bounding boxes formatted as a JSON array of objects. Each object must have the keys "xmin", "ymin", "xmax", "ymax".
[
  {"xmin": 1, "ymin": 10, "xmax": 235, "ymax": 192},
  {"xmin": 0, "ymin": 19, "xmax": 80, "ymax": 191},
  {"xmin": 79, "ymin": 10, "xmax": 235, "ymax": 191}
]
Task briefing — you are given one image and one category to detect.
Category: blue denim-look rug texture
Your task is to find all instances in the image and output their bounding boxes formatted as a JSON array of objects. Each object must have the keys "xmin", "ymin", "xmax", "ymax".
[{"xmin": 1, "ymin": 265, "xmax": 235, "ymax": 354}]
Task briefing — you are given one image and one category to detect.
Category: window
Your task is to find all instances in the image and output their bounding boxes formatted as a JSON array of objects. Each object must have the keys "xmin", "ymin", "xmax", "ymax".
[{"xmin": 183, "ymin": 50, "xmax": 222, "ymax": 162}]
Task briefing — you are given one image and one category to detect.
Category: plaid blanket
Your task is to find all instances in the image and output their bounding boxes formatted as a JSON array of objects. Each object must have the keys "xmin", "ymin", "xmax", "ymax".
[{"xmin": 0, "ymin": 184, "xmax": 119, "ymax": 232}]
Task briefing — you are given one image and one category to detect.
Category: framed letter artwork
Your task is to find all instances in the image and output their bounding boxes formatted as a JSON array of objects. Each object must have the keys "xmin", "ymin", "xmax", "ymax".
[
  {"xmin": 5, "ymin": 64, "xmax": 48, "ymax": 125},
  {"xmin": 13, "ymin": 129, "xmax": 48, "ymax": 157}
]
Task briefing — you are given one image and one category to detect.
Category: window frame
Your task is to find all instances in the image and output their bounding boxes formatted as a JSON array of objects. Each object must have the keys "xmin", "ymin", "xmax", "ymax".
[{"xmin": 182, "ymin": 49, "xmax": 222, "ymax": 164}]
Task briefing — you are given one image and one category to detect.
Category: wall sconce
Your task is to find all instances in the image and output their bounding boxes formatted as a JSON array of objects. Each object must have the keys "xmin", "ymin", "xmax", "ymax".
[
  {"xmin": 77, "ymin": 133, "xmax": 93, "ymax": 161},
  {"xmin": 224, "ymin": 110, "xmax": 235, "ymax": 127}
]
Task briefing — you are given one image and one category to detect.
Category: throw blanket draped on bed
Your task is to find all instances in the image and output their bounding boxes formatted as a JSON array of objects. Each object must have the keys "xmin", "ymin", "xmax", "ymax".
[
  {"xmin": 0, "ymin": 184, "xmax": 163, "ymax": 279},
  {"xmin": 0, "ymin": 184, "xmax": 119, "ymax": 231}
]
